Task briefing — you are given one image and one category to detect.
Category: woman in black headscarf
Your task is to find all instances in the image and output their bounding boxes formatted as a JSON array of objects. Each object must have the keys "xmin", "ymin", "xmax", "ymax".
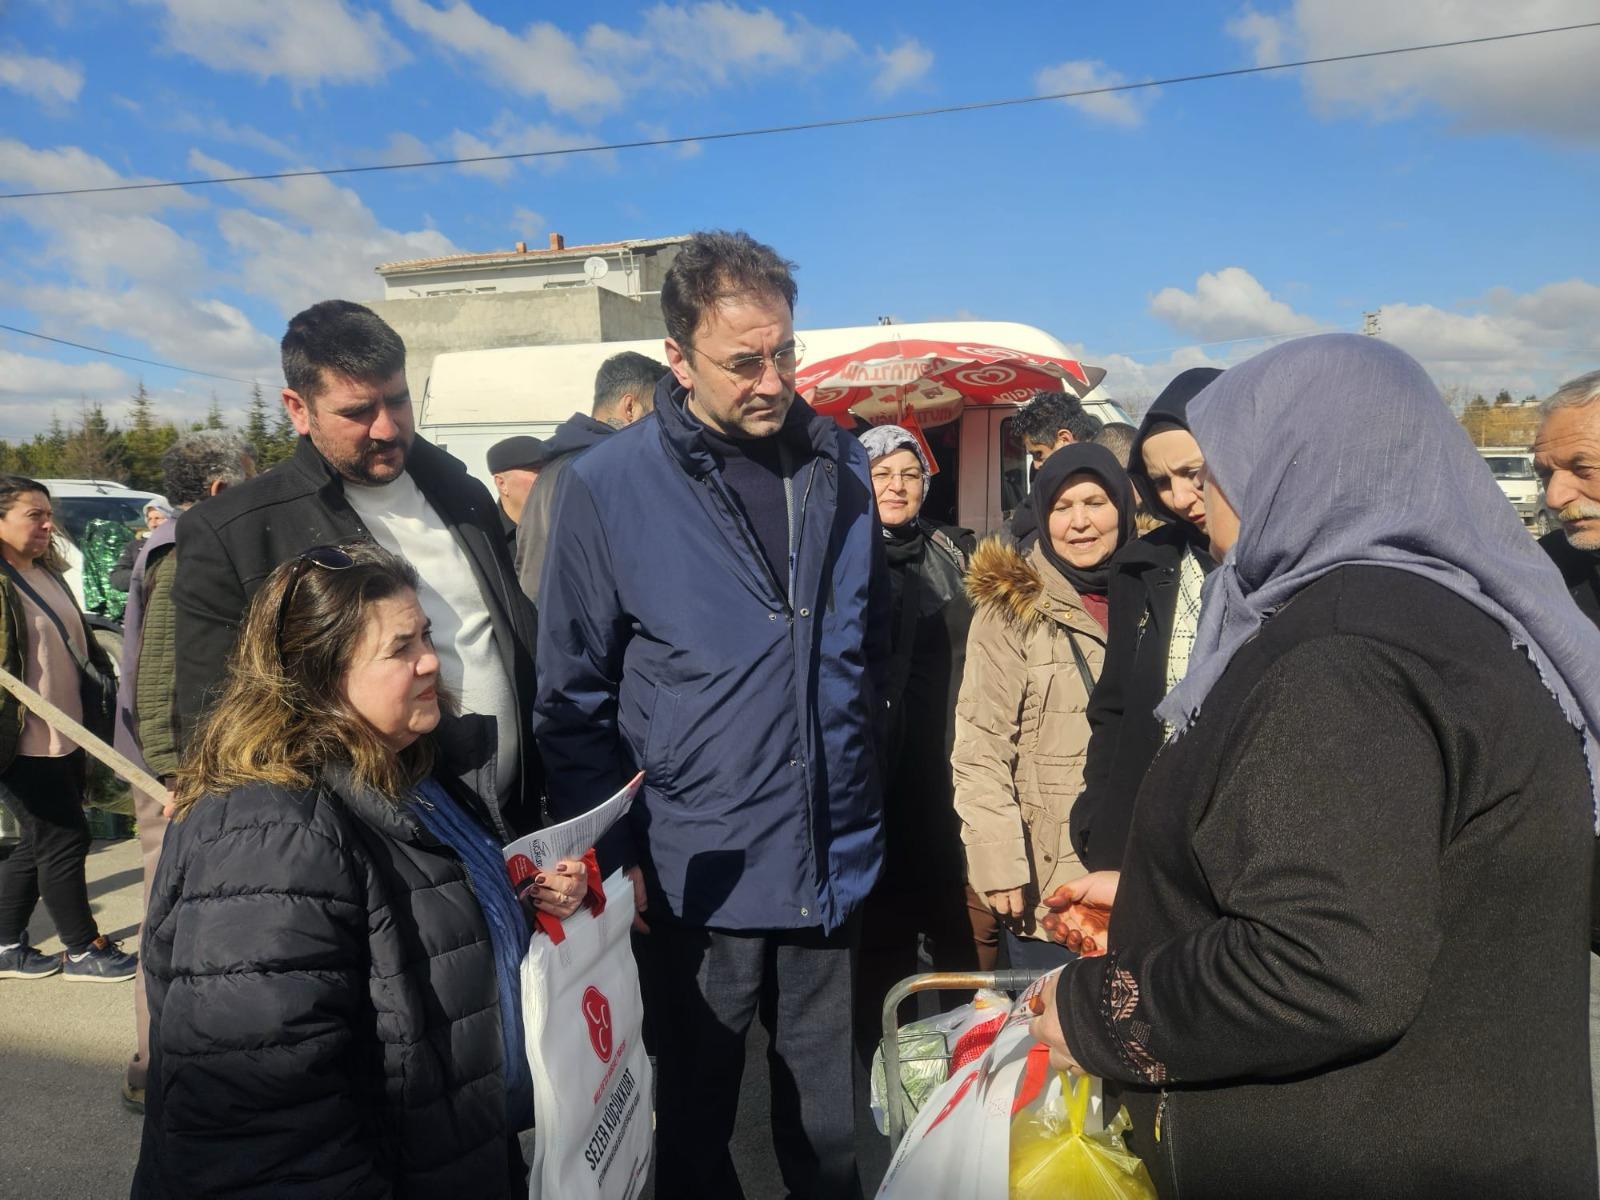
[
  {"xmin": 952, "ymin": 444, "xmax": 1135, "ymax": 971},
  {"xmin": 1070, "ymin": 368, "xmax": 1221, "ymax": 872},
  {"xmin": 851, "ymin": 425, "xmax": 983, "ymax": 1061}
]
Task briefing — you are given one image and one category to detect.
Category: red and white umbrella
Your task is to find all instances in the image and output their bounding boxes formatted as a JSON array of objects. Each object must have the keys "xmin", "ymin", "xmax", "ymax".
[{"xmin": 795, "ymin": 339, "xmax": 1106, "ymax": 431}]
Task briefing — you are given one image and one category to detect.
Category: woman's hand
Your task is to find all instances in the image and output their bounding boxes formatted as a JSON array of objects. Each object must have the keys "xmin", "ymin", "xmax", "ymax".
[
  {"xmin": 525, "ymin": 857, "xmax": 589, "ymax": 919},
  {"xmin": 1027, "ymin": 970, "xmax": 1083, "ymax": 1075},
  {"xmin": 986, "ymin": 886, "xmax": 1027, "ymax": 921},
  {"xmin": 1040, "ymin": 870, "xmax": 1120, "ymax": 956}
]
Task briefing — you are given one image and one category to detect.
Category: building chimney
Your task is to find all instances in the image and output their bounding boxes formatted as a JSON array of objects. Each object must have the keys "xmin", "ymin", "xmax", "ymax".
[
  {"xmin": 515, "ymin": 241, "xmax": 527, "ymax": 253},
  {"xmin": 549, "ymin": 232, "xmax": 565, "ymax": 251}
]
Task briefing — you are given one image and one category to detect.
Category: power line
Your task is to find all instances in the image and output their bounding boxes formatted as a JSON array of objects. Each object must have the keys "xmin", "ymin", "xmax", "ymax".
[
  {"xmin": 3, "ymin": 22, "xmax": 1595, "ymax": 201},
  {"xmin": 0, "ymin": 323, "xmax": 261, "ymax": 385}
]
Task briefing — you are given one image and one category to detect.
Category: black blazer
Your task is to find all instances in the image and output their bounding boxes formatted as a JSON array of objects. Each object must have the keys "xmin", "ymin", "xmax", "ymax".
[{"xmin": 172, "ymin": 435, "xmax": 542, "ymax": 834}]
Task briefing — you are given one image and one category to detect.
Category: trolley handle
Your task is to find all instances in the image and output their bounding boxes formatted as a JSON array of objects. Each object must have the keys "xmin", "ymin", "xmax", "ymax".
[{"xmin": 880, "ymin": 969, "xmax": 1044, "ymax": 1148}]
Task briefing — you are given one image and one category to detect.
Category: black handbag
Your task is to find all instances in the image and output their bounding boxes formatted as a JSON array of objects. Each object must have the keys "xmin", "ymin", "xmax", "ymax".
[{"xmin": 0, "ymin": 560, "xmax": 117, "ymax": 744}]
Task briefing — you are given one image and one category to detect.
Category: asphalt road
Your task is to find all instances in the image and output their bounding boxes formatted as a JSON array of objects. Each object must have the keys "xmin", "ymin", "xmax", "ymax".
[{"xmin": 0, "ymin": 837, "xmax": 895, "ymax": 1199}]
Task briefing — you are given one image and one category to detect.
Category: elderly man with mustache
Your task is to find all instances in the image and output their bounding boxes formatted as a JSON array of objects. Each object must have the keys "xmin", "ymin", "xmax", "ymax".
[{"xmin": 1534, "ymin": 366, "xmax": 1600, "ymax": 1165}]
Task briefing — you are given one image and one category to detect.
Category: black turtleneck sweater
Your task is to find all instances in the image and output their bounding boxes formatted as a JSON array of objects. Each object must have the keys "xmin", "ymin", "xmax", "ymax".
[{"xmin": 699, "ymin": 401, "xmax": 812, "ymax": 597}]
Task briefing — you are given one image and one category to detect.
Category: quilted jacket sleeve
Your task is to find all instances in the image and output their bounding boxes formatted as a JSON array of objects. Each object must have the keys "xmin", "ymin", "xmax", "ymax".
[
  {"xmin": 142, "ymin": 790, "xmax": 391, "ymax": 1199},
  {"xmin": 951, "ymin": 605, "xmax": 1031, "ymax": 896}
]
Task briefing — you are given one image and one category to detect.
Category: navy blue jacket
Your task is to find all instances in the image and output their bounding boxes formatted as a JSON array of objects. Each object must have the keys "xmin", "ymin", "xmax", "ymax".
[{"xmin": 534, "ymin": 377, "xmax": 888, "ymax": 932}]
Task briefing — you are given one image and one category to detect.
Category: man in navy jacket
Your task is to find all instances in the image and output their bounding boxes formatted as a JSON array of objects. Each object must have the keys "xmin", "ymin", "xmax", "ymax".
[{"xmin": 535, "ymin": 231, "xmax": 887, "ymax": 1198}]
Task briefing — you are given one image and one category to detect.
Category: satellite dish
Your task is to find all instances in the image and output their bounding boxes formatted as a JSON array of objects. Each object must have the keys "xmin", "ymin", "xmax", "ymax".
[{"xmin": 583, "ymin": 256, "xmax": 609, "ymax": 282}]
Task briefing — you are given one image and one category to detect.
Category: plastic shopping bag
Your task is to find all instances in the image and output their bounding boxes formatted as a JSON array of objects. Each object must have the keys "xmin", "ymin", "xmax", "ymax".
[
  {"xmin": 507, "ymin": 773, "xmax": 649, "ymax": 1200},
  {"xmin": 1010, "ymin": 1070, "xmax": 1156, "ymax": 1200},
  {"xmin": 869, "ymin": 989, "xmax": 1011, "ymax": 1132},
  {"xmin": 519, "ymin": 865, "xmax": 652, "ymax": 1200}
]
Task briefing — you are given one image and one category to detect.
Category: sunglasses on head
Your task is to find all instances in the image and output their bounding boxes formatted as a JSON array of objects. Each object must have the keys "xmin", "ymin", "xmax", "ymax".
[{"xmin": 275, "ymin": 545, "xmax": 355, "ymax": 664}]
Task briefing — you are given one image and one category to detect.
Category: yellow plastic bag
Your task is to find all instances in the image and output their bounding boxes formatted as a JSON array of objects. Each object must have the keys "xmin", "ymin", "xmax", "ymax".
[{"xmin": 1009, "ymin": 1072, "xmax": 1158, "ymax": 1200}]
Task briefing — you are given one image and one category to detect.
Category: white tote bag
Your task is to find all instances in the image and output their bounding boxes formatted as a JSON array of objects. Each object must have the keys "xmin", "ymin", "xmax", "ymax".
[
  {"xmin": 506, "ymin": 774, "xmax": 651, "ymax": 1200},
  {"xmin": 519, "ymin": 866, "xmax": 652, "ymax": 1200}
]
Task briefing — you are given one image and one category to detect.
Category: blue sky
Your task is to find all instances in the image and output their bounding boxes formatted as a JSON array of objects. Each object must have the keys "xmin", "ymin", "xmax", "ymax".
[{"xmin": 1, "ymin": 0, "xmax": 1596, "ymax": 435}]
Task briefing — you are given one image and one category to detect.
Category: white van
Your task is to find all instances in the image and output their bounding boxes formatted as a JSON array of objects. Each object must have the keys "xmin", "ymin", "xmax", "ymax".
[{"xmin": 417, "ymin": 321, "xmax": 1131, "ymax": 536}]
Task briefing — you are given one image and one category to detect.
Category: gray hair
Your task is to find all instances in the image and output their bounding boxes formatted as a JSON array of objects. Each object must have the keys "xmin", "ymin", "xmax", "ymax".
[
  {"xmin": 1541, "ymin": 369, "xmax": 1600, "ymax": 416},
  {"xmin": 162, "ymin": 429, "xmax": 257, "ymax": 506}
]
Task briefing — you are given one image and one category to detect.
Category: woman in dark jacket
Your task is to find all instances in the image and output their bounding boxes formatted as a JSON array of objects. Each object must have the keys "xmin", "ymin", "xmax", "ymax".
[
  {"xmin": 1071, "ymin": 368, "xmax": 1220, "ymax": 870},
  {"xmin": 1032, "ymin": 335, "xmax": 1600, "ymax": 1198},
  {"xmin": 134, "ymin": 543, "xmax": 589, "ymax": 1199},
  {"xmin": 852, "ymin": 425, "xmax": 981, "ymax": 1058},
  {"xmin": 0, "ymin": 476, "xmax": 132, "ymax": 982}
]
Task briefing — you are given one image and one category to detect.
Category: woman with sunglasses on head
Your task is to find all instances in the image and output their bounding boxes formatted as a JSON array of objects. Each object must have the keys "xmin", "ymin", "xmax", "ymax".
[
  {"xmin": 133, "ymin": 543, "xmax": 589, "ymax": 1200},
  {"xmin": 952, "ymin": 444, "xmax": 1136, "ymax": 972},
  {"xmin": 0, "ymin": 476, "xmax": 134, "ymax": 982}
]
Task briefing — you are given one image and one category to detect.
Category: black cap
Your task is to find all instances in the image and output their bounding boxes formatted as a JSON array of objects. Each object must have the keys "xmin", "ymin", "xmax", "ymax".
[{"xmin": 486, "ymin": 435, "xmax": 549, "ymax": 474}]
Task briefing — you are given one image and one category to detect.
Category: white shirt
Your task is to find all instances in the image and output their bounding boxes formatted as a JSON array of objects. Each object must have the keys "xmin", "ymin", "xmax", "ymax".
[{"xmin": 343, "ymin": 471, "xmax": 518, "ymax": 794}]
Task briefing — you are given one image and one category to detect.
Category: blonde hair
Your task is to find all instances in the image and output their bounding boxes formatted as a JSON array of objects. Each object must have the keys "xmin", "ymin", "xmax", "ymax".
[{"xmin": 174, "ymin": 542, "xmax": 446, "ymax": 817}]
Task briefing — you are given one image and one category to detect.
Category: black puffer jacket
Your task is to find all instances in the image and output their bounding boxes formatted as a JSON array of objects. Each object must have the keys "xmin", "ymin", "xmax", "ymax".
[{"xmin": 133, "ymin": 767, "xmax": 524, "ymax": 1199}]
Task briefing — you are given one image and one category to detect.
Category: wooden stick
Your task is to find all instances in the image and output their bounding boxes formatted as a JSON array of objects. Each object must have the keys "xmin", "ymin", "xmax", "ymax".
[{"xmin": 0, "ymin": 665, "xmax": 168, "ymax": 805}]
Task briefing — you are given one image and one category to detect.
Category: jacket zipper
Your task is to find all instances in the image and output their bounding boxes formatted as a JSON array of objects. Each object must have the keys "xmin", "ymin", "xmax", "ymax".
[
  {"xmin": 1154, "ymin": 1089, "xmax": 1181, "ymax": 1199},
  {"xmin": 700, "ymin": 475, "xmax": 791, "ymax": 615}
]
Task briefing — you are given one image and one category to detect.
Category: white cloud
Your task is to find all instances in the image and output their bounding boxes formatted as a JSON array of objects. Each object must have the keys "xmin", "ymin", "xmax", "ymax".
[
  {"xmin": 0, "ymin": 349, "xmax": 132, "ymax": 403},
  {"xmin": 191, "ymin": 151, "xmax": 459, "ymax": 312},
  {"xmin": 143, "ymin": 0, "xmax": 408, "ymax": 89},
  {"xmin": 1134, "ymin": 265, "xmax": 1600, "ymax": 401},
  {"xmin": 395, "ymin": 1, "xmax": 871, "ymax": 113},
  {"xmin": 1225, "ymin": 0, "xmax": 1600, "ymax": 142},
  {"xmin": 872, "ymin": 38, "xmax": 933, "ymax": 95},
  {"xmin": 0, "ymin": 50, "xmax": 83, "ymax": 107},
  {"xmin": 1033, "ymin": 59, "xmax": 1148, "ymax": 128},
  {"xmin": 1150, "ymin": 267, "xmax": 1316, "ymax": 340},
  {"xmin": 28, "ymin": 286, "xmax": 279, "ymax": 378},
  {"xmin": 1070, "ymin": 343, "xmax": 1235, "ymax": 414},
  {"xmin": 511, "ymin": 206, "xmax": 546, "ymax": 235},
  {"xmin": 167, "ymin": 113, "xmax": 298, "ymax": 160},
  {"xmin": 445, "ymin": 115, "xmax": 601, "ymax": 181},
  {"xmin": 391, "ymin": 0, "xmax": 623, "ymax": 112}
]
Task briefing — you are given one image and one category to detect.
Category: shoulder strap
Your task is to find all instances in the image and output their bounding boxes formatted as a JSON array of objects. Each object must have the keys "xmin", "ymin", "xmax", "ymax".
[
  {"xmin": 0, "ymin": 560, "xmax": 98, "ymax": 680},
  {"xmin": 1062, "ymin": 625, "xmax": 1098, "ymax": 697}
]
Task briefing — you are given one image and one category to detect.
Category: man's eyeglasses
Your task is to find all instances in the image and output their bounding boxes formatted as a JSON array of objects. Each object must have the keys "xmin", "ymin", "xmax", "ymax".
[
  {"xmin": 871, "ymin": 469, "xmax": 926, "ymax": 488},
  {"xmin": 275, "ymin": 545, "xmax": 355, "ymax": 663},
  {"xmin": 692, "ymin": 338, "xmax": 805, "ymax": 384}
]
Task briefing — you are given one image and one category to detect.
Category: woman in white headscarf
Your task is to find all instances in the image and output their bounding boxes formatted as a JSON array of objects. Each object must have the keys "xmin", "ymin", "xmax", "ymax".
[{"xmin": 1032, "ymin": 334, "xmax": 1600, "ymax": 1198}]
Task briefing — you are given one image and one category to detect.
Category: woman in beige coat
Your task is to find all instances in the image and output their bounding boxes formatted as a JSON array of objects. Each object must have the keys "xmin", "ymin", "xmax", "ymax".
[{"xmin": 952, "ymin": 443, "xmax": 1136, "ymax": 971}]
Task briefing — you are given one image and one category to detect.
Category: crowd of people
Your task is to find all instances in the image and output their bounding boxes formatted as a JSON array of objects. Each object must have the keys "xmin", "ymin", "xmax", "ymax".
[{"xmin": 0, "ymin": 226, "xmax": 1596, "ymax": 1198}]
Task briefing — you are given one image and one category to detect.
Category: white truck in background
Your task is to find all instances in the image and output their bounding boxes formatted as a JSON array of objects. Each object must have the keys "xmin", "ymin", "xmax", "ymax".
[
  {"xmin": 1477, "ymin": 446, "xmax": 1552, "ymax": 535},
  {"xmin": 416, "ymin": 321, "xmax": 1132, "ymax": 537}
]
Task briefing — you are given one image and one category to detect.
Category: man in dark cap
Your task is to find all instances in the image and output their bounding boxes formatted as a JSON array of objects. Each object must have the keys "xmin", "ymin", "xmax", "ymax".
[{"xmin": 486, "ymin": 434, "xmax": 549, "ymax": 546}]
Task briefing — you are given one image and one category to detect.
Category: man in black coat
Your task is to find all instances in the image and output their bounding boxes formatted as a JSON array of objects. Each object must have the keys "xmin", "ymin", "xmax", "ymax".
[
  {"xmin": 513, "ymin": 349, "xmax": 665, "ymax": 606},
  {"xmin": 1533, "ymin": 367, "xmax": 1600, "ymax": 1161},
  {"xmin": 172, "ymin": 301, "xmax": 542, "ymax": 835}
]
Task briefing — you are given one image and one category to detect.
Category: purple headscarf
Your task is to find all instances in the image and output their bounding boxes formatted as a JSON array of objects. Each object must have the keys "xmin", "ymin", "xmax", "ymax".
[{"xmin": 1155, "ymin": 333, "xmax": 1600, "ymax": 820}]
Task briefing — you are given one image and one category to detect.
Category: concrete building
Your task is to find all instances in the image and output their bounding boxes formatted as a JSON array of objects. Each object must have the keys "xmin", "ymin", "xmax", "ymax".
[{"xmin": 370, "ymin": 232, "xmax": 687, "ymax": 404}]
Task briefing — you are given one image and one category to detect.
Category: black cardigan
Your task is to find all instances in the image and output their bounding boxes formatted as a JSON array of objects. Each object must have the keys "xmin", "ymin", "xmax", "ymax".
[
  {"xmin": 1059, "ymin": 565, "xmax": 1595, "ymax": 1199},
  {"xmin": 1071, "ymin": 522, "xmax": 1208, "ymax": 870}
]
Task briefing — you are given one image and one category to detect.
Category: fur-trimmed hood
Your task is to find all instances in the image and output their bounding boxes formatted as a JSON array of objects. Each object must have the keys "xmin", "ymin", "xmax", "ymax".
[{"xmin": 964, "ymin": 536, "xmax": 1096, "ymax": 633}]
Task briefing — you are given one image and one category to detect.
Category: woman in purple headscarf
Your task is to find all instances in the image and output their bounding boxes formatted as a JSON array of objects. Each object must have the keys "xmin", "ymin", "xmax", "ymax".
[{"xmin": 1031, "ymin": 334, "xmax": 1600, "ymax": 1198}]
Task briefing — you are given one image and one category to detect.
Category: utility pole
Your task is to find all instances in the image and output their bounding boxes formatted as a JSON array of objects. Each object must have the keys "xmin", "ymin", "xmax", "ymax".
[{"xmin": 1362, "ymin": 310, "xmax": 1382, "ymax": 336}]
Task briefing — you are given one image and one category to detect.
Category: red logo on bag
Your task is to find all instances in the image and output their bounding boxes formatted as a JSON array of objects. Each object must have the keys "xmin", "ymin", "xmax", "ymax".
[{"xmin": 582, "ymin": 986, "xmax": 613, "ymax": 1062}]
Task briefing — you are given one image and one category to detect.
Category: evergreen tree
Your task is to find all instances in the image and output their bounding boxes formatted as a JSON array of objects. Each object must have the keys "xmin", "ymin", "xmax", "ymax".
[
  {"xmin": 244, "ymin": 381, "xmax": 270, "ymax": 458},
  {"xmin": 124, "ymin": 380, "xmax": 177, "ymax": 491},
  {"xmin": 205, "ymin": 391, "xmax": 226, "ymax": 431},
  {"xmin": 60, "ymin": 400, "xmax": 129, "ymax": 482},
  {"xmin": 1493, "ymin": 389, "xmax": 1514, "ymax": 407},
  {"xmin": 264, "ymin": 402, "xmax": 299, "ymax": 467}
]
